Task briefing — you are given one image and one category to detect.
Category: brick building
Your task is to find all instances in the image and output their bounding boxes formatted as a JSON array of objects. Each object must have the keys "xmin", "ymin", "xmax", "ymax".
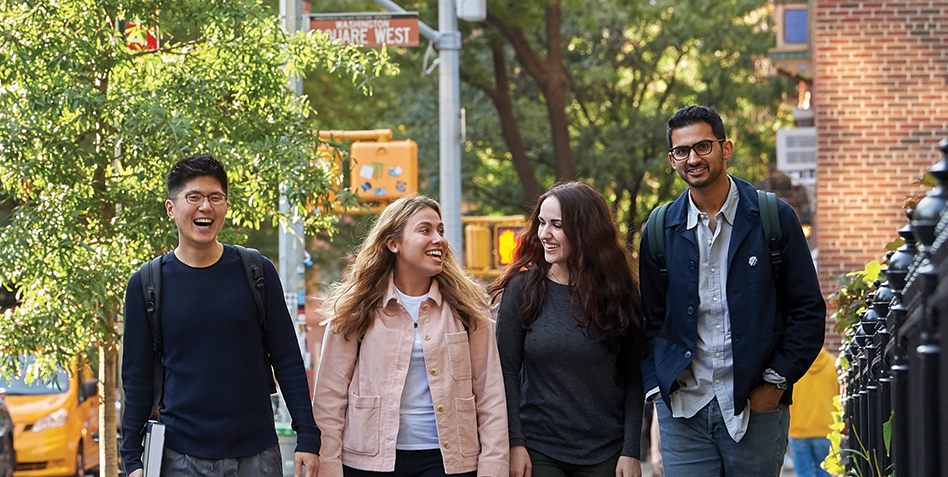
[{"xmin": 775, "ymin": 1, "xmax": 948, "ymax": 348}]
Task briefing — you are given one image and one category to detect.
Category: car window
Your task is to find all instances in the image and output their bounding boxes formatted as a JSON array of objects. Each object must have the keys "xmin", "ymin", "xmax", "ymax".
[{"xmin": 0, "ymin": 355, "xmax": 70, "ymax": 395}]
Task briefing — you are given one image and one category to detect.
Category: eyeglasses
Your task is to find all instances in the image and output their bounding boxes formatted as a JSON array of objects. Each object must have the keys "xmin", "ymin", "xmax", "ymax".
[
  {"xmin": 669, "ymin": 139, "xmax": 725, "ymax": 161},
  {"xmin": 177, "ymin": 192, "xmax": 227, "ymax": 206}
]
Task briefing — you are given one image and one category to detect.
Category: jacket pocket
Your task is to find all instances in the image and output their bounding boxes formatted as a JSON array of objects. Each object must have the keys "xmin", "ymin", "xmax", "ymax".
[
  {"xmin": 445, "ymin": 331, "xmax": 472, "ymax": 381},
  {"xmin": 455, "ymin": 396, "xmax": 480, "ymax": 457},
  {"xmin": 343, "ymin": 394, "xmax": 381, "ymax": 456}
]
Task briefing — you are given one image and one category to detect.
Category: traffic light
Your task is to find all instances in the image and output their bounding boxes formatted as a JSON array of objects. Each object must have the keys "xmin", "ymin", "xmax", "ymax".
[
  {"xmin": 494, "ymin": 226, "xmax": 521, "ymax": 267},
  {"xmin": 465, "ymin": 225, "xmax": 492, "ymax": 270},
  {"xmin": 461, "ymin": 216, "xmax": 525, "ymax": 278},
  {"xmin": 350, "ymin": 140, "xmax": 417, "ymax": 202}
]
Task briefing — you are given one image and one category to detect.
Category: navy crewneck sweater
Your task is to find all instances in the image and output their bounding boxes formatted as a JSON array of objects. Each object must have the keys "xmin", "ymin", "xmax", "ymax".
[{"xmin": 121, "ymin": 245, "xmax": 320, "ymax": 472}]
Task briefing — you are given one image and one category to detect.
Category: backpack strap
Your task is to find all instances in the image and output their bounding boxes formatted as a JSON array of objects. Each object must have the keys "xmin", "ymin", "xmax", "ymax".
[
  {"xmin": 234, "ymin": 245, "xmax": 276, "ymax": 394},
  {"xmin": 647, "ymin": 202, "xmax": 672, "ymax": 279},
  {"xmin": 139, "ymin": 256, "xmax": 165, "ymax": 416},
  {"xmin": 235, "ymin": 245, "xmax": 267, "ymax": 332},
  {"xmin": 757, "ymin": 190, "xmax": 783, "ymax": 276}
]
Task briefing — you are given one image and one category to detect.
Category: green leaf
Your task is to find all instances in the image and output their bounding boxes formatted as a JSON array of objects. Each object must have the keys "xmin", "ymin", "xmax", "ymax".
[{"xmin": 884, "ymin": 409, "xmax": 893, "ymax": 455}]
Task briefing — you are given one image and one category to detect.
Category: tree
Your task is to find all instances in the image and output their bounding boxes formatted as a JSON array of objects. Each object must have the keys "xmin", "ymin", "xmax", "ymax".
[
  {"xmin": 309, "ymin": 0, "xmax": 795, "ymax": 246},
  {"xmin": 0, "ymin": 1, "xmax": 392, "ymax": 475}
]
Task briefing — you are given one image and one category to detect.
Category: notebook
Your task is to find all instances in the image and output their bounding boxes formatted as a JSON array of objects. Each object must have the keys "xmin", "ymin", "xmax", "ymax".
[{"xmin": 142, "ymin": 420, "xmax": 165, "ymax": 477}]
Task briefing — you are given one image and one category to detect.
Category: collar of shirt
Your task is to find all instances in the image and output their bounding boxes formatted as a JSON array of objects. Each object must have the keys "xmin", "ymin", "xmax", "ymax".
[
  {"xmin": 382, "ymin": 273, "xmax": 443, "ymax": 314},
  {"xmin": 686, "ymin": 175, "xmax": 740, "ymax": 230}
]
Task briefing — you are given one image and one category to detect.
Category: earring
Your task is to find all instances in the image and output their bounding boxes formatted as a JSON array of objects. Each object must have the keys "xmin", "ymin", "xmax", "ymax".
[{"xmin": 393, "ymin": 248, "xmax": 398, "ymax": 253}]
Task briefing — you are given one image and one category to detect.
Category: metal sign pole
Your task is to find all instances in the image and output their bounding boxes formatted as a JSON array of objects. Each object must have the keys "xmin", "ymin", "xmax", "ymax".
[
  {"xmin": 371, "ymin": 0, "xmax": 462, "ymax": 251},
  {"xmin": 437, "ymin": 0, "xmax": 463, "ymax": 254},
  {"xmin": 279, "ymin": 0, "xmax": 305, "ymax": 339}
]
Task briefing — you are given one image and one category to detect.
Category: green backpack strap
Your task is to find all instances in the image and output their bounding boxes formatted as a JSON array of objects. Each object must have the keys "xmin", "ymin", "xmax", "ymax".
[
  {"xmin": 649, "ymin": 192, "xmax": 783, "ymax": 280},
  {"xmin": 647, "ymin": 203, "xmax": 672, "ymax": 279},
  {"xmin": 757, "ymin": 190, "xmax": 783, "ymax": 274}
]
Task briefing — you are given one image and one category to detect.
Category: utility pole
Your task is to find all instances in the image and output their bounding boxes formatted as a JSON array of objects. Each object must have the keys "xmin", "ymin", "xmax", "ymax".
[
  {"xmin": 371, "ymin": 0, "xmax": 463, "ymax": 250},
  {"xmin": 437, "ymin": 1, "xmax": 462, "ymax": 251},
  {"xmin": 279, "ymin": 0, "xmax": 305, "ymax": 348}
]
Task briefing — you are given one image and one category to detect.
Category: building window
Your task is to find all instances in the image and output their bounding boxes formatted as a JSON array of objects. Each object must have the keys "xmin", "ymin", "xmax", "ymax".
[{"xmin": 784, "ymin": 9, "xmax": 808, "ymax": 43}]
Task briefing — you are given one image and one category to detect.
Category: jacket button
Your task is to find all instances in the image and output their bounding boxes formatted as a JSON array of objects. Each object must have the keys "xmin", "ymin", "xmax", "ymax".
[
  {"xmin": 687, "ymin": 306, "xmax": 695, "ymax": 315},
  {"xmin": 685, "ymin": 350, "xmax": 693, "ymax": 358},
  {"xmin": 422, "ymin": 303, "xmax": 429, "ymax": 311},
  {"xmin": 430, "ymin": 368, "xmax": 438, "ymax": 376},
  {"xmin": 437, "ymin": 405, "xmax": 445, "ymax": 412},
  {"xmin": 443, "ymin": 441, "xmax": 450, "ymax": 449},
  {"xmin": 689, "ymin": 260, "xmax": 696, "ymax": 270},
  {"xmin": 424, "ymin": 334, "xmax": 431, "ymax": 341}
]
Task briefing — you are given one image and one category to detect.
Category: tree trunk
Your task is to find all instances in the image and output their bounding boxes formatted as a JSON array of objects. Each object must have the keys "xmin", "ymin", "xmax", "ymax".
[
  {"xmin": 487, "ymin": 45, "xmax": 540, "ymax": 210},
  {"xmin": 488, "ymin": 0, "xmax": 576, "ymax": 183},
  {"xmin": 539, "ymin": 1, "xmax": 575, "ymax": 181},
  {"xmin": 544, "ymin": 78, "xmax": 574, "ymax": 181},
  {"xmin": 99, "ymin": 340, "xmax": 119, "ymax": 477}
]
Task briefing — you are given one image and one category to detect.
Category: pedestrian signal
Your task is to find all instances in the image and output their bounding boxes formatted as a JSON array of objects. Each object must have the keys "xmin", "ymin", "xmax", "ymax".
[{"xmin": 495, "ymin": 227, "xmax": 521, "ymax": 267}]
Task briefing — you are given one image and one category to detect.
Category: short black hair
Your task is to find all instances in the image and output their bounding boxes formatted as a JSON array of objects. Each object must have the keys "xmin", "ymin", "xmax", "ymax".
[
  {"xmin": 666, "ymin": 105, "xmax": 727, "ymax": 147},
  {"xmin": 166, "ymin": 153, "xmax": 228, "ymax": 198}
]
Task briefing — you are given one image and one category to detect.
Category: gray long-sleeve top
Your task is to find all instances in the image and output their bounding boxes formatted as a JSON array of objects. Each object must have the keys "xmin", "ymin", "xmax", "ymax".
[{"xmin": 495, "ymin": 272, "xmax": 644, "ymax": 465}]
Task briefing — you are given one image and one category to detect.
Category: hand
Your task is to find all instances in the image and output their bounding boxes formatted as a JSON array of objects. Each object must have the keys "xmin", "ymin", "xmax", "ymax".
[
  {"xmin": 748, "ymin": 383, "xmax": 784, "ymax": 412},
  {"xmin": 295, "ymin": 451, "xmax": 319, "ymax": 477},
  {"xmin": 615, "ymin": 456, "xmax": 642, "ymax": 477},
  {"xmin": 129, "ymin": 470, "xmax": 143, "ymax": 477},
  {"xmin": 649, "ymin": 412, "xmax": 662, "ymax": 472},
  {"xmin": 510, "ymin": 445, "xmax": 532, "ymax": 477}
]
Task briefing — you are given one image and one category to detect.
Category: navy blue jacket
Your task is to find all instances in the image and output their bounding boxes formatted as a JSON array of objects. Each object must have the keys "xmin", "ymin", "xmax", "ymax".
[{"xmin": 639, "ymin": 176, "xmax": 825, "ymax": 415}]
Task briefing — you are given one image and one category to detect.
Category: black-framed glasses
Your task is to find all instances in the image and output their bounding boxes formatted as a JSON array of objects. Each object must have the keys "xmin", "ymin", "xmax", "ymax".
[
  {"xmin": 669, "ymin": 139, "xmax": 725, "ymax": 161},
  {"xmin": 177, "ymin": 192, "xmax": 227, "ymax": 206}
]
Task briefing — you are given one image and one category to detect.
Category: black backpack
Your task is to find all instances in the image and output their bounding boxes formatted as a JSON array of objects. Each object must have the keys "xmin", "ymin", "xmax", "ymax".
[
  {"xmin": 646, "ymin": 190, "xmax": 783, "ymax": 279},
  {"xmin": 138, "ymin": 245, "xmax": 276, "ymax": 416}
]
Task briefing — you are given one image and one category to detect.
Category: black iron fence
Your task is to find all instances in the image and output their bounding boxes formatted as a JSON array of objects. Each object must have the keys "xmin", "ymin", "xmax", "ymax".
[{"xmin": 839, "ymin": 140, "xmax": 948, "ymax": 476}]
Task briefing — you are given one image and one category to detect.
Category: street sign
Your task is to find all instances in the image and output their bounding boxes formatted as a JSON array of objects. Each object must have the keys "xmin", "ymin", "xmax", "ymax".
[{"xmin": 309, "ymin": 12, "xmax": 419, "ymax": 47}]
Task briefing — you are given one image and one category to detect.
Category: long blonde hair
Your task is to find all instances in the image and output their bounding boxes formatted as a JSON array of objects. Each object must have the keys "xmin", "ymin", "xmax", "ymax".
[{"xmin": 321, "ymin": 195, "xmax": 490, "ymax": 339}]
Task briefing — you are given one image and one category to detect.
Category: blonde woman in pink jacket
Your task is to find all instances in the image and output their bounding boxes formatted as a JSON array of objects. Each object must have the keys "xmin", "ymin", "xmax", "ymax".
[{"xmin": 314, "ymin": 195, "xmax": 509, "ymax": 477}]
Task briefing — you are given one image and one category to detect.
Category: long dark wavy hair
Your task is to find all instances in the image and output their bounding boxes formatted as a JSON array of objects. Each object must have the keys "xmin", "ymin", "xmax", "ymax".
[{"xmin": 489, "ymin": 182, "xmax": 643, "ymax": 348}]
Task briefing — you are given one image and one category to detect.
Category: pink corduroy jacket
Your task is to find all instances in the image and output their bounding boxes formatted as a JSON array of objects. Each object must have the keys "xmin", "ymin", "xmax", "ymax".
[{"xmin": 313, "ymin": 276, "xmax": 509, "ymax": 477}]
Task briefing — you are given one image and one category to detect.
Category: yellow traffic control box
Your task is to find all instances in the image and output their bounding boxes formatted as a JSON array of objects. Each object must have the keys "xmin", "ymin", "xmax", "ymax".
[
  {"xmin": 350, "ymin": 140, "xmax": 418, "ymax": 202},
  {"xmin": 465, "ymin": 225, "xmax": 492, "ymax": 270}
]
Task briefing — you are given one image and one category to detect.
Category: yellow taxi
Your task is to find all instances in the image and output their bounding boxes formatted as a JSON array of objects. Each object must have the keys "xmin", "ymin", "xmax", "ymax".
[{"xmin": 1, "ymin": 356, "xmax": 99, "ymax": 477}]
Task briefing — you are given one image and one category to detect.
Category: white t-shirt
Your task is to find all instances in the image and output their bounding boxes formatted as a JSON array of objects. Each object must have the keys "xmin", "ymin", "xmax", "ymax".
[{"xmin": 393, "ymin": 287, "xmax": 439, "ymax": 449}]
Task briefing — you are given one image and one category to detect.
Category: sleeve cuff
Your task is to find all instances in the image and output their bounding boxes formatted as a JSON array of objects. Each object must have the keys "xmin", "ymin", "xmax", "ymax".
[
  {"xmin": 645, "ymin": 386, "xmax": 660, "ymax": 402},
  {"xmin": 476, "ymin": 458, "xmax": 509, "ymax": 477},
  {"xmin": 762, "ymin": 368, "xmax": 787, "ymax": 385}
]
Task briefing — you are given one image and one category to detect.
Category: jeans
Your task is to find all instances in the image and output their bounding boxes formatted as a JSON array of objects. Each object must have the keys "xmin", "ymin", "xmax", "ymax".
[
  {"xmin": 788, "ymin": 437, "xmax": 831, "ymax": 477},
  {"xmin": 343, "ymin": 449, "xmax": 476, "ymax": 477},
  {"xmin": 527, "ymin": 448, "xmax": 620, "ymax": 477},
  {"xmin": 655, "ymin": 397, "xmax": 789, "ymax": 477},
  {"xmin": 161, "ymin": 444, "xmax": 282, "ymax": 476}
]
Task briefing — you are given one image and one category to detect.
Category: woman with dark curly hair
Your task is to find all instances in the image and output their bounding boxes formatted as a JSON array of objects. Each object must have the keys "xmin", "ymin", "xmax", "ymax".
[{"xmin": 490, "ymin": 181, "xmax": 645, "ymax": 477}]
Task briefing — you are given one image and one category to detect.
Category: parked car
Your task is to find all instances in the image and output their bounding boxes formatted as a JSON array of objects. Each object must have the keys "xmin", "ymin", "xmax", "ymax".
[
  {"xmin": 1, "ymin": 356, "xmax": 99, "ymax": 477},
  {"xmin": 0, "ymin": 391, "xmax": 14, "ymax": 477}
]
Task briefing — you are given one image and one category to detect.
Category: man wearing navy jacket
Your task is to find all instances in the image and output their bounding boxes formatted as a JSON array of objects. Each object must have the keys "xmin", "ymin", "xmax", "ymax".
[
  {"xmin": 640, "ymin": 106, "xmax": 825, "ymax": 477},
  {"xmin": 121, "ymin": 154, "xmax": 320, "ymax": 477}
]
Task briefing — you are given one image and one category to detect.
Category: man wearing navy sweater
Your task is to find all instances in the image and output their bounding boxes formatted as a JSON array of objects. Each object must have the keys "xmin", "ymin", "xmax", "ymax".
[{"xmin": 121, "ymin": 154, "xmax": 320, "ymax": 477}]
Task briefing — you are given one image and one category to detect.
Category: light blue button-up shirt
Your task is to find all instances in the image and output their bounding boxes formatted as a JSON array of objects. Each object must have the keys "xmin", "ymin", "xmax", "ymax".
[{"xmin": 667, "ymin": 176, "xmax": 752, "ymax": 442}]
